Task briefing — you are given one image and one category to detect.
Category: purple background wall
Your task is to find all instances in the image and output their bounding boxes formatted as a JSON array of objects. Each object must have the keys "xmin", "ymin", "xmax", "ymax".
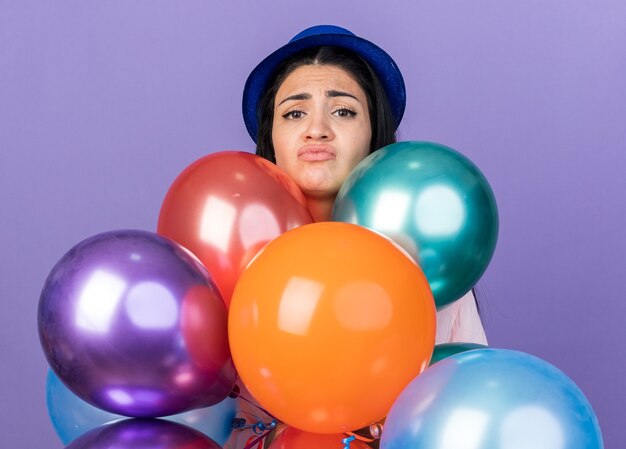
[{"xmin": 2, "ymin": 1, "xmax": 624, "ymax": 446}]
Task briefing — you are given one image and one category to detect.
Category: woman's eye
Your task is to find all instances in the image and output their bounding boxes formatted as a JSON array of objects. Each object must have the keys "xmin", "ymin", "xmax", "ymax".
[
  {"xmin": 283, "ymin": 110, "xmax": 304, "ymax": 120},
  {"xmin": 333, "ymin": 108, "xmax": 357, "ymax": 118}
]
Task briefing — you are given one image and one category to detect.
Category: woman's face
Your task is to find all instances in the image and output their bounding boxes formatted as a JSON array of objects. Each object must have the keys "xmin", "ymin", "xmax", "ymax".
[{"xmin": 272, "ymin": 64, "xmax": 371, "ymax": 200}]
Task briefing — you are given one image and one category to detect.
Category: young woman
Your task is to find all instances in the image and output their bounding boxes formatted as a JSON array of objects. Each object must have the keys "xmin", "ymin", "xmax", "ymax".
[{"xmin": 226, "ymin": 25, "xmax": 487, "ymax": 449}]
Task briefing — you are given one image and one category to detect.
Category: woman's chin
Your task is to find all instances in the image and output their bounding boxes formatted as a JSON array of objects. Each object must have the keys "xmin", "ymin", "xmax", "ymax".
[{"xmin": 299, "ymin": 182, "xmax": 340, "ymax": 201}]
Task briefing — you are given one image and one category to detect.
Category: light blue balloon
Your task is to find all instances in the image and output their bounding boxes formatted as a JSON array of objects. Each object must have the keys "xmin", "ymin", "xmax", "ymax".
[
  {"xmin": 381, "ymin": 349, "xmax": 603, "ymax": 449},
  {"xmin": 332, "ymin": 141, "xmax": 498, "ymax": 309},
  {"xmin": 46, "ymin": 370, "xmax": 236, "ymax": 445}
]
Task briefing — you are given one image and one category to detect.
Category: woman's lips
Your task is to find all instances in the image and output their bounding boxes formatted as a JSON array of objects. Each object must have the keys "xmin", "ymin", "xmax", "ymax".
[{"xmin": 297, "ymin": 145, "xmax": 336, "ymax": 162}]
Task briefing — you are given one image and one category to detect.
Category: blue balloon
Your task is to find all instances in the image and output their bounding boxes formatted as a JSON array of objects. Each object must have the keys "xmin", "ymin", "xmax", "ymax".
[
  {"xmin": 46, "ymin": 370, "xmax": 236, "ymax": 445},
  {"xmin": 332, "ymin": 141, "xmax": 498, "ymax": 309},
  {"xmin": 381, "ymin": 349, "xmax": 603, "ymax": 449}
]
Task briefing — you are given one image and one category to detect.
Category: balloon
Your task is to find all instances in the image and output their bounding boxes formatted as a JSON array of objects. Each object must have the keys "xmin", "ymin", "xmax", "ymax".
[
  {"xmin": 269, "ymin": 427, "xmax": 371, "ymax": 449},
  {"xmin": 64, "ymin": 418, "xmax": 222, "ymax": 449},
  {"xmin": 38, "ymin": 230, "xmax": 236, "ymax": 417},
  {"xmin": 229, "ymin": 222, "xmax": 436, "ymax": 434},
  {"xmin": 46, "ymin": 370, "xmax": 236, "ymax": 445},
  {"xmin": 332, "ymin": 141, "xmax": 498, "ymax": 309},
  {"xmin": 158, "ymin": 151, "xmax": 313, "ymax": 307},
  {"xmin": 170, "ymin": 399, "xmax": 235, "ymax": 447},
  {"xmin": 429, "ymin": 342, "xmax": 486, "ymax": 365},
  {"xmin": 381, "ymin": 348, "xmax": 603, "ymax": 449}
]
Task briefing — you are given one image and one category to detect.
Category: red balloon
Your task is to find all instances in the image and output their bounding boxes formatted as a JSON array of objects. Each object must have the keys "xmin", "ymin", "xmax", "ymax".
[
  {"xmin": 158, "ymin": 151, "xmax": 313, "ymax": 307},
  {"xmin": 269, "ymin": 427, "xmax": 372, "ymax": 449}
]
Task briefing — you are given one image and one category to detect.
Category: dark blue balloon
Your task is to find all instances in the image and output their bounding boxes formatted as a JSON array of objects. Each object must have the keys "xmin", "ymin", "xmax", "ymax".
[{"xmin": 381, "ymin": 349, "xmax": 603, "ymax": 449}]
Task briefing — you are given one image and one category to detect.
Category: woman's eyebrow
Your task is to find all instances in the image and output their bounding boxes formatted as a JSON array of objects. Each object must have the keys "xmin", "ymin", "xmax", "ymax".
[
  {"xmin": 278, "ymin": 92, "xmax": 311, "ymax": 105},
  {"xmin": 326, "ymin": 90, "xmax": 359, "ymax": 101}
]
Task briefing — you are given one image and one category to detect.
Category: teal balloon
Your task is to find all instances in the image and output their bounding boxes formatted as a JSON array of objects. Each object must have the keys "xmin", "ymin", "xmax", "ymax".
[
  {"xmin": 381, "ymin": 349, "xmax": 603, "ymax": 449},
  {"xmin": 332, "ymin": 141, "xmax": 498, "ymax": 309},
  {"xmin": 430, "ymin": 342, "xmax": 487, "ymax": 365},
  {"xmin": 45, "ymin": 370, "xmax": 236, "ymax": 445}
]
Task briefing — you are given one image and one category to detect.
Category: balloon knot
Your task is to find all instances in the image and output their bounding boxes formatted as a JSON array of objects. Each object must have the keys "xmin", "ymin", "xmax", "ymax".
[
  {"xmin": 257, "ymin": 419, "xmax": 277, "ymax": 433},
  {"xmin": 232, "ymin": 418, "xmax": 277, "ymax": 435},
  {"xmin": 229, "ymin": 384, "xmax": 241, "ymax": 398},
  {"xmin": 232, "ymin": 418, "xmax": 247, "ymax": 429},
  {"xmin": 369, "ymin": 422, "xmax": 383, "ymax": 439}
]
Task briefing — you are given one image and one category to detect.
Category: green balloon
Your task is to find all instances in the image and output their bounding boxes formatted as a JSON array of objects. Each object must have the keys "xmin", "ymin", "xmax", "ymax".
[
  {"xmin": 332, "ymin": 141, "xmax": 498, "ymax": 309},
  {"xmin": 429, "ymin": 343, "xmax": 487, "ymax": 366}
]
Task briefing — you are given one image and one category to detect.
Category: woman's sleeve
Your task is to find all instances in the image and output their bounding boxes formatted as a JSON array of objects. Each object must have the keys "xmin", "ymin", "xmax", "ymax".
[{"xmin": 435, "ymin": 290, "xmax": 488, "ymax": 345}]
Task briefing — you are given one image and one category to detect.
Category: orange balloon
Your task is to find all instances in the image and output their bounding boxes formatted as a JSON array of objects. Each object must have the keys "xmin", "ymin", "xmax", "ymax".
[
  {"xmin": 269, "ymin": 427, "xmax": 371, "ymax": 449},
  {"xmin": 158, "ymin": 151, "xmax": 313, "ymax": 307},
  {"xmin": 229, "ymin": 222, "xmax": 436, "ymax": 434}
]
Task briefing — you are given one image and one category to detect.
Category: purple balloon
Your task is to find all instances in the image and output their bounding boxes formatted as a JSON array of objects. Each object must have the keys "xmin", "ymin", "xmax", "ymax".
[
  {"xmin": 65, "ymin": 418, "xmax": 222, "ymax": 449},
  {"xmin": 38, "ymin": 230, "xmax": 236, "ymax": 417}
]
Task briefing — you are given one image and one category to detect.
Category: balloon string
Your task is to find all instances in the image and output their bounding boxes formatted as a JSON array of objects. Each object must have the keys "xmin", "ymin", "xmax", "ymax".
[
  {"xmin": 342, "ymin": 435, "xmax": 356, "ymax": 449},
  {"xmin": 242, "ymin": 428, "xmax": 274, "ymax": 449},
  {"xmin": 233, "ymin": 418, "xmax": 278, "ymax": 434},
  {"xmin": 230, "ymin": 385, "xmax": 278, "ymax": 422},
  {"xmin": 344, "ymin": 432, "xmax": 375, "ymax": 443},
  {"xmin": 239, "ymin": 395, "xmax": 276, "ymax": 420},
  {"xmin": 345, "ymin": 422, "xmax": 384, "ymax": 443}
]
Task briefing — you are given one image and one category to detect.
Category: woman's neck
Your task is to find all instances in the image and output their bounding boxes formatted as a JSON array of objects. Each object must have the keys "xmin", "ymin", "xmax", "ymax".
[{"xmin": 307, "ymin": 196, "xmax": 335, "ymax": 222}]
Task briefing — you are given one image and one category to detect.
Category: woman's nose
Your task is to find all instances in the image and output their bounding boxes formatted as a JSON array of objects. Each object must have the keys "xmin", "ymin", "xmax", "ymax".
[{"xmin": 304, "ymin": 113, "xmax": 334, "ymax": 141}]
